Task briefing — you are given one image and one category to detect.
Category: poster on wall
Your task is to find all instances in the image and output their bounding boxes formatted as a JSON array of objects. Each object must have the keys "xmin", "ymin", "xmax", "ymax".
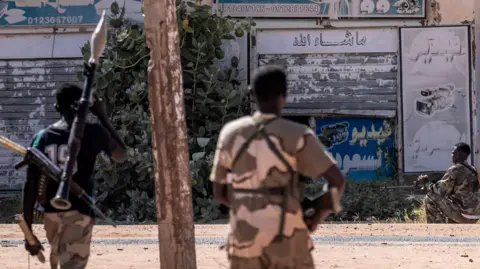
[
  {"xmin": 400, "ymin": 25, "xmax": 472, "ymax": 173},
  {"xmin": 214, "ymin": 0, "xmax": 425, "ymax": 19},
  {"xmin": 0, "ymin": 0, "xmax": 145, "ymax": 26},
  {"xmin": 316, "ymin": 118, "xmax": 395, "ymax": 181},
  {"xmin": 214, "ymin": 33, "xmax": 249, "ymax": 88}
]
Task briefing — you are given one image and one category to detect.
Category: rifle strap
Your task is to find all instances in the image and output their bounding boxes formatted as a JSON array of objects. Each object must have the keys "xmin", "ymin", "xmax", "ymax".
[
  {"xmin": 458, "ymin": 162, "xmax": 479, "ymax": 191},
  {"xmin": 229, "ymin": 116, "xmax": 297, "ymax": 242},
  {"xmin": 230, "ymin": 117, "xmax": 278, "ymax": 167},
  {"xmin": 459, "ymin": 162, "xmax": 478, "ymax": 177}
]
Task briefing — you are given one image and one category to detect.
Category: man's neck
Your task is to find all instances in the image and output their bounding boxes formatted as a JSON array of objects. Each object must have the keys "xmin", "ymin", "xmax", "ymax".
[
  {"xmin": 257, "ymin": 108, "xmax": 281, "ymax": 116},
  {"xmin": 254, "ymin": 111, "xmax": 280, "ymax": 119},
  {"xmin": 53, "ymin": 117, "xmax": 73, "ymax": 129}
]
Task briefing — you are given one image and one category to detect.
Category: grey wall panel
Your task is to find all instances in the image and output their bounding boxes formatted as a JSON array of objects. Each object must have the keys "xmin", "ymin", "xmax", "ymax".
[
  {"xmin": 258, "ymin": 53, "xmax": 398, "ymax": 117},
  {"xmin": 0, "ymin": 59, "xmax": 83, "ymax": 190}
]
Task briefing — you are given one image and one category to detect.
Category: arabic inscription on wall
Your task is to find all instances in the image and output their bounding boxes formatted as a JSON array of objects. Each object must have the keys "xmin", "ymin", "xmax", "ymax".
[
  {"xmin": 316, "ymin": 117, "xmax": 395, "ymax": 181},
  {"xmin": 292, "ymin": 30, "xmax": 367, "ymax": 47},
  {"xmin": 256, "ymin": 28, "xmax": 398, "ymax": 54}
]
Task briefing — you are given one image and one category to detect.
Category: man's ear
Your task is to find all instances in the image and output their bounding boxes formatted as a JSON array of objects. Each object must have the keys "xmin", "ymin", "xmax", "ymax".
[{"xmin": 54, "ymin": 103, "xmax": 60, "ymax": 112}]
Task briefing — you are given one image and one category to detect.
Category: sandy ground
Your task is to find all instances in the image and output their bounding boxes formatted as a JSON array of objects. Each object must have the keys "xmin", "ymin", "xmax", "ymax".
[{"xmin": 1, "ymin": 224, "xmax": 480, "ymax": 268}]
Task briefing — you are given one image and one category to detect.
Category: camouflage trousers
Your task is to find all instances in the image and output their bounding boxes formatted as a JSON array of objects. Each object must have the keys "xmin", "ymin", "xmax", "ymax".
[
  {"xmin": 424, "ymin": 192, "xmax": 477, "ymax": 224},
  {"xmin": 227, "ymin": 229, "xmax": 315, "ymax": 269},
  {"xmin": 44, "ymin": 210, "xmax": 94, "ymax": 269}
]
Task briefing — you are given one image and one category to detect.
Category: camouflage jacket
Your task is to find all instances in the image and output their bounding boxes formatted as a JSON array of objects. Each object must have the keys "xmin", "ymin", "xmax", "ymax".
[
  {"xmin": 426, "ymin": 161, "xmax": 480, "ymax": 214},
  {"xmin": 209, "ymin": 112, "xmax": 336, "ymax": 259}
]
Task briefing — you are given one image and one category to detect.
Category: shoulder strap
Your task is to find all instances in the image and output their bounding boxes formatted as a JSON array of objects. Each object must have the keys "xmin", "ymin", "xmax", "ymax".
[
  {"xmin": 459, "ymin": 162, "xmax": 478, "ymax": 177},
  {"xmin": 258, "ymin": 128, "xmax": 295, "ymax": 175},
  {"xmin": 230, "ymin": 117, "xmax": 278, "ymax": 169}
]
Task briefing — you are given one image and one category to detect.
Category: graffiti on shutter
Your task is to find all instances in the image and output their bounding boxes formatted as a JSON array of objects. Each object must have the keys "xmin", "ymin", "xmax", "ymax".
[
  {"xmin": 258, "ymin": 53, "xmax": 398, "ymax": 117},
  {"xmin": 0, "ymin": 59, "xmax": 83, "ymax": 190}
]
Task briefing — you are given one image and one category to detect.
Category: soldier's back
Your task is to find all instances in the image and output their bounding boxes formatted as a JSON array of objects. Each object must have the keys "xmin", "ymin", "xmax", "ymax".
[{"xmin": 216, "ymin": 112, "xmax": 334, "ymax": 269}]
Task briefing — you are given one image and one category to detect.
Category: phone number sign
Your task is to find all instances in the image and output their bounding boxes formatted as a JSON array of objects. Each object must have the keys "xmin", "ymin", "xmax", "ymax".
[{"xmin": 0, "ymin": 0, "xmax": 102, "ymax": 26}]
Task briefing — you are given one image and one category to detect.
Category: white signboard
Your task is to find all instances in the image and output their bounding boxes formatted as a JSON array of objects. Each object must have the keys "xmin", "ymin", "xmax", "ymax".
[
  {"xmin": 256, "ymin": 28, "xmax": 398, "ymax": 54},
  {"xmin": 400, "ymin": 25, "xmax": 472, "ymax": 173}
]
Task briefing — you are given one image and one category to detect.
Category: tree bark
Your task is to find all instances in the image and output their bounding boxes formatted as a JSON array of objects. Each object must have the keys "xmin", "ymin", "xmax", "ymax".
[{"xmin": 143, "ymin": 0, "xmax": 197, "ymax": 268}]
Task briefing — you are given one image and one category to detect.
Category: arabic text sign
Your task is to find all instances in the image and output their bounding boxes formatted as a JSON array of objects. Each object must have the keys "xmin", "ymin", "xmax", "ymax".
[
  {"xmin": 256, "ymin": 28, "xmax": 398, "ymax": 54},
  {"xmin": 0, "ymin": 0, "xmax": 102, "ymax": 26},
  {"xmin": 215, "ymin": 0, "xmax": 425, "ymax": 18},
  {"xmin": 316, "ymin": 118, "xmax": 395, "ymax": 181}
]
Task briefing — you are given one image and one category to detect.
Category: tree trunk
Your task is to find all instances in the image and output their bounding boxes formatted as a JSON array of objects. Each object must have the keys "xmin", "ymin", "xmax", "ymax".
[{"xmin": 143, "ymin": 0, "xmax": 197, "ymax": 268}]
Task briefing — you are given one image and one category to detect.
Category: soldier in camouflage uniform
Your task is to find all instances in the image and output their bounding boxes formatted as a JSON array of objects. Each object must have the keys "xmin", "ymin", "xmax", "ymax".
[
  {"xmin": 209, "ymin": 66, "xmax": 346, "ymax": 269},
  {"xmin": 23, "ymin": 84, "xmax": 127, "ymax": 268},
  {"xmin": 418, "ymin": 143, "xmax": 479, "ymax": 224}
]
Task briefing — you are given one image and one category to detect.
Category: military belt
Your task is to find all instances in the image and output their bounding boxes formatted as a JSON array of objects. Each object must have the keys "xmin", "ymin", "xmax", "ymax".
[{"xmin": 232, "ymin": 187, "xmax": 285, "ymax": 196}]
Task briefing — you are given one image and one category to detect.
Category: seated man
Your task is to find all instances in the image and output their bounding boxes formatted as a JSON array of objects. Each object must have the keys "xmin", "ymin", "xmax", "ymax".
[{"xmin": 418, "ymin": 143, "xmax": 479, "ymax": 223}]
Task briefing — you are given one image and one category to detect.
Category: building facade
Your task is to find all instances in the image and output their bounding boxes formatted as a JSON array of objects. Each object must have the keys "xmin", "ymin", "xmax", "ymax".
[
  {"xmin": 0, "ymin": 0, "xmax": 476, "ymax": 191},
  {"xmin": 212, "ymin": 0, "xmax": 476, "ymax": 181},
  {"xmin": 0, "ymin": 0, "xmax": 143, "ymax": 192}
]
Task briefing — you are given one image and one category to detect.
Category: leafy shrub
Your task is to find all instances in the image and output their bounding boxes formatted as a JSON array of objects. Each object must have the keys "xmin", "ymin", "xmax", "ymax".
[
  {"xmin": 77, "ymin": 2, "xmax": 253, "ymax": 223},
  {"xmin": 73, "ymin": 2, "xmax": 423, "ymax": 225},
  {"xmin": 306, "ymin": 180, "xmax": 424, "ymax": 222}
]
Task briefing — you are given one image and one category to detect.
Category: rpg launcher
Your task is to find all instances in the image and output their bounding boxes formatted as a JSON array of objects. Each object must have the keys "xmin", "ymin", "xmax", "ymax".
[
  {"xmin": 0, "ymin": 135, "xmax": 116, "ymax": 227},
  {"xmin": 51, "ymin": 11, "xmax": 108, "ymax": 211}
]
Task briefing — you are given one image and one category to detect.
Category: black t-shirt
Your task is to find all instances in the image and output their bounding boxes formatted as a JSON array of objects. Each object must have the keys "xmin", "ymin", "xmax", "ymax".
[{"xmin": 30, "ymin": 122, "xmax": 115, "ymax": 218}]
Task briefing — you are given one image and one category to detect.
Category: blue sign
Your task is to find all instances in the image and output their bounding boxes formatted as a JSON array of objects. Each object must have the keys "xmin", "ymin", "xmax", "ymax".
[
  {"xmin": 0, "ymin": 0, "xmax": 101, "ymax": 26},
  {"xmin": 316, "ymin": 118, "xmax": 395, "ymax": 181},
  {"xmin": 215, "ymin": 0, "xmax": 425, "ymax": 18}
]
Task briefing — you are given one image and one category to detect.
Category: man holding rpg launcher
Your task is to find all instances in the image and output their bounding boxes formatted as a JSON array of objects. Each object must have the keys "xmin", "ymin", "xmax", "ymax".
[{"xmin": 22, "ymin": 83, "xmax": 127, "ymax": 269}]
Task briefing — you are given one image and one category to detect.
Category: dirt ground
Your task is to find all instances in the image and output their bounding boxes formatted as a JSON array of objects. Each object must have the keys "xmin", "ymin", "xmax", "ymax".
[{"xmin": 1, "ymin": 224, "xmax": 480, "ymax": 268}]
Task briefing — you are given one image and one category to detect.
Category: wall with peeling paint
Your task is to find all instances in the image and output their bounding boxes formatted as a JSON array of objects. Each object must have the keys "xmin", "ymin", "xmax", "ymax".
[
  {"xmin": 254, "ymin": 27, "xmax": 399, "ymax": 117},
  {"xmin": 246, "ymin": 1, "xmax": 478, "ymax": 182},
  {"xmin": 433, "ymin": 0, "xmax": 474, "ymax": 24},
  {"xmin": 0, "ymin": 33, "xmax": 86, "ymax": 191},
  {"xmin": 258, "ymin": 53, "xmax": 398, "ymax": 117}
]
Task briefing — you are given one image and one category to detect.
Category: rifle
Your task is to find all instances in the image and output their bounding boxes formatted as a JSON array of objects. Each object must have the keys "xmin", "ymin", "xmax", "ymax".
[
  {"xmin": 51, "ymin": 11, "xmax": 108, "ymax": 211},
  {"xmin": 380, "ymin": 177, "xmax": 429, "ymax": 191},
  {"xmin": 0, "ymin": 135, "xmax": 116, "ymax": 227},
  {"xmin": 15, "ymin": 214, "xmax": 46, "ymax": 263},
  {"xmin": 302, "ymin": 184, "xmax": 342, "ymax": 225}
]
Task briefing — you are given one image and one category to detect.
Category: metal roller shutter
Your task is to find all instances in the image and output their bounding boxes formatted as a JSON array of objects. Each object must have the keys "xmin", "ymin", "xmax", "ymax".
[
  {"xmin": 258, "ymin": 53, "xmax": 398, "ymax": 117},
  {"xmin": 0, "ymin": 59, "xmax": 83, "ymax": 190}
]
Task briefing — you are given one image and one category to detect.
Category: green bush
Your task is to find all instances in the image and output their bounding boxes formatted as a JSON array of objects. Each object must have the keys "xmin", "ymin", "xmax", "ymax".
[
  {"xmin": 73, "ymin": 2, "xmax": 423, "ymax": 225},
  {"xmin": 306, "ymin": 180, "xmax": 424, "ymax": 222},
  {"xmin": 77, "ymin": 2, "xmax": 253, "ymax": 223}
]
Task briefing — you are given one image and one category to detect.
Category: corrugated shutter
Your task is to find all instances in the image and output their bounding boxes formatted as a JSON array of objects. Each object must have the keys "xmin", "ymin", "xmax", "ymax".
[
  {"xmin": 0, "ymin": 59, "xmax": 83, "ymax": 190},
  {"xmin": 258, "ymin": 53, "xmax": 398, "ymax": 117}
]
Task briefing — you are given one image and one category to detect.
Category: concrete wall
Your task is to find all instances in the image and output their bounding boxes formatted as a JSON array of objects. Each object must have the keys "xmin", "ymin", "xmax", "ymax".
[{"xmin": 433, "ymin": 0, "xmax": 474, "ymax": 24}]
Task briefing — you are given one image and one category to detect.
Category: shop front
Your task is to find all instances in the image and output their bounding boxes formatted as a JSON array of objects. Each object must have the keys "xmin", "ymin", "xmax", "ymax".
[{"xmin": 254, "ymin": 27, "xmax": 399, "ymax": 181}]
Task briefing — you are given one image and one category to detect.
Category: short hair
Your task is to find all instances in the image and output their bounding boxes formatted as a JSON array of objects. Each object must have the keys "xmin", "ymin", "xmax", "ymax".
[
  {"xmin": 251, "ymin": 65, "xmax": 287, "ymax": 103},
  {"xmin": 55, "ymin": 83, "xmax": 83, "ymax": 114},
  {"xmin": 454, "ymin": 142, "xmax": 471, "ymax": 155}
]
